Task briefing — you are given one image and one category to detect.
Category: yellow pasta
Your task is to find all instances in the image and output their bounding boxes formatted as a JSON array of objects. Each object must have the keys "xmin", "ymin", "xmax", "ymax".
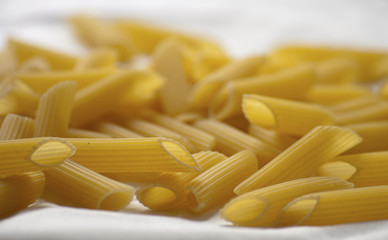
[
  {"xmin": 34, "ymin": 81, "xmax": 77, "ymax": 137},
  {"xmin": 317, "ymin": 151, "xmax": 388, "ymax": 187},
  {"xmin": 248, "ymin": 124, "xmax": 299, "ymax": 151},
  {"xmin": 44, "ymin": 160, "xmax": 135, "ymax": 210},
  {"xmin": 67, "ymin": 137, "xmax": 200, "ymax": 173},
  {"xmin": 189, "ymin": 55, "xmax": 263, "ymax": 111},
  {"xmin": 276, "ymin": 186, "xmax": 388, "ymax": 226},
  {"xmin": 316, "ymin": 57, "xmax": 360, "ymax": 84},
  {"xmin": 102, "ymin": 172, "xmax": 163, "ymax": 183},
  {"xmin": 74, "ymin": 48, "xmax": 118, "ymax": 70},
  {"xmin": 221, "ymin": 177, "xmax": 353, "ymax": 227},
  {"xmin": 8, "ymin": 38, "xmax": 78, "ymax": 70},
  {"xmin": 305, "ymin": 84, "xmax": 371, "ymax": 105},
  {"xmin": 210, "ymin": 63, "xmax": 316, "ymax": 120},
  {"xmin": 194, "ymin": 119, "xmax": 281, "ymax": 165},
  {"xmin": 185, "ymin": 150, "xmax": 258, "ymax": 213},
  {"xmin": 67, "ymin": 128, "xmax": 112, "ymax": 138},
  {"xmin": 0, "ymin": 171, "xmax": 45, "ymax": 219},
  {"xmin": 0, "ymin": 114, "xmax": 34, "ymax": 140},
  {"xmin": 371, "ymin": 55, "xmax": 388, "ymax": 80},
  {"xmin": 18, "ymin": 56, "xmax": 51, "ymax": 73},
  {"xmin": 0, "ymin": 137, "xmax": 76, "ymax": 176},
  {"xmin": 136, "ymin": 151, "xmax": 226, "ymax": 210},
  {"xmin": 92, "ymin": 120, "xmax": 142, "ymax": 138},
  {"xmin": 234, "ymin": 126, "xmax": 362, "ymax": 195},
  {"xmin": 379, "ymin": 78, "xmax": 388, "ymax": 100},
  {"xmin": 0, "ymin": 46, "xmax": 17, "ymax": 78},
  {"xmin": 17, "ymin": 67, "xmax": 114, "ymax": 94},
  {"xmin": 329, "ymin": 95, "xmax": 381, "ymax": 113},
  {"xmin": 334, "ymin": 100, "xmax": 388, "ymax": 125},
  {"xmin": 174, "ymin": 112, "xmax": 204, "ymax": 124},
  {"xmin": 243, "ymin": 94, "xmax": 335, "ymax": 137}
]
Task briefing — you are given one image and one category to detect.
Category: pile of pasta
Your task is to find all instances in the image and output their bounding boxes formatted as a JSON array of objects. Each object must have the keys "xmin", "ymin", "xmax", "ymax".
[{"xmin": 1, "ymin": 15, "xmax": 388, "ymax": 227}]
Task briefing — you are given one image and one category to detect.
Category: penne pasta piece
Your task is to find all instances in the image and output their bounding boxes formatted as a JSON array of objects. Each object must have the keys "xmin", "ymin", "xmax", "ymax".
[
  {"xmin": 189, "ymin": 55, "xmax": 263, "ymax": 111},
  {"xmin": 317, "ymin": 151, "xmax": 388, "ymax": 187},
  {"xmin": 194, "ymin": 119, "xmax": 281, "ymax": 165},
  {"xmin": 136, "ymin": 151, "xmax": 226, "ymax": 210},
  {"xmin": 18, "ymin": 56, "xmax": 51, "ymax": 73},
  {"xmin": 34, "ymin": 81, "xmax": 77, "ymax": 137},
  {"xmin": 234, "ymin": 126, "xmax": 362, "ymax": 195},
  {"xmin": 17, "ymin": 67, "xmax": 114, "ymax": 94},
  {"xmin": 102, "ymin": 172, "xmax": 163, "ymax": 183},
  {"xmin": 0, "ymin": 114, "xmax": 34, "ymax": 140},
  {"xmin": 329, "ymin": 95, "xmax": 381, "ymax": 113},
  {"xmin": 333, "ymin": 100, "xmax": 388, "ymax": 125},
  {"xmin": 248, "ymin": 124, "xmax": 299, "ymax": 150},
  {"xmin": 174, "ymin": 112, "xmax": 204, "ymax": 124},
  {"xmin": 345, "ymin": 121, "xmax": 388, "ymax": 154},
  {"xmin": 185, "ymin": 150, "xmax": 258, "ymax": 213},
  {"xmin": 44, "ymin": 160, "xmax": 135, "ymax": 210},
  {"xmin": 379, "ymin": 78, "xmax": 388, "ymax": 101},
  {"xmin": 276, "ymin": 186, "xmax": 388, "ymax": 226},
  {"xmin": 0, "ymin": 171, "xmax": 45, "ymax": 219},
  {"xmin": 149, "ymin": 113, "xmax": 216, "ymax": 151},
  {"xmin": 221, "ymin": 177, "xmax": 353, "ymax": 227},
  {"xmin": 93, "ymin": 121, "xmax": 142, "ymax": 138},
  {"xmin": 210, "ymin": 63, "xmax": 316, "ymax": 120},
  {"xmin": 371, "ymin": 55, "xmax": 388, "ymax": 80},
  {"xmin": 0, "ymin": 138, "xmax": 75, "ymax": 176},
  {"xmin": 124, "ymin": 119, "xmax": 195, "ymax": 152},
  {"xmin": 67, "ymin": 128, "xmax": 112, "ymax": 138},
  {"xmin": 243, "ymin": 94, "xmax": 334, "ymax": 136},
  {"xmin": 316, "ymin": 57, "xmax": 360, "ymax": 84},
  {"xmin": 0, "ymin": 46, "xmax": 17, "ymax": 78},
  {"xmin": 74, "ymin": 48, "xmax": 118, "ymax": 70},
  {"xmin": 8, "ymin": 38, "xmax": 78, "ymax": 70},
  {"xmin": 67, "ymin": 137, "xmax": 200, "ymax": 173}
]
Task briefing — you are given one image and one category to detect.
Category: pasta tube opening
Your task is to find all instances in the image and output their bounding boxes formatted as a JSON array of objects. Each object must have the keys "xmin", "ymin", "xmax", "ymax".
[
  {"xmin": 160, "ymin": 139, "xmax": 201, "ymax": 172},
  {"xmin": 276, "ymin": 196, "xmax": 319, "ymax": 227},
  {"xmin": 221, "ymin": 196, "xmax": 269, "ymax": 224},
  {"xmin": 137, "ymin": 186, "xmax": 177, "ymax": 209},
  {"xmin": 243, "ymin": 96, "xmax": 277, "ymax": 128},
  {"xmin": 99, "ymin": 189, "xmax": 134, "ymax": 211},
  {"xmin": 317, "ymin": 161, "xmax": 357, "ymax": 181},
  {"xmin": 29, "ymin": 138, "xmax": 76, "ymax": 167}
]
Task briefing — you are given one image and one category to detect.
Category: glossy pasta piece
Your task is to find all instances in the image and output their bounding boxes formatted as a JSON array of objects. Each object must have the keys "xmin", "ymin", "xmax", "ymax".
[
  {"xmin": 221, "ymin": 177, "xmax": 353, "ymax": 227},
  {"xmin": 243, "ymin": 94, "xmax": 334, "ymax": 136},
  {"xmin": 8, "ymin": 38, "xmax": 78, "ymax": 70},
  {"xmin": 0, "ymin": 138, "xmax": 75, "ymax": 176},
  {"xmin": 317, "ymin": 151, "xmax": 388, "ymax": 187},
  {"xmin": 276, "ymin": 186, "xmax": 388, "ymax": 226},
  {"xmin": 345, "ymin": 121, "xmax": 388, "ymax": 153},
  {"xmin": 0, "ymin": 171, "xmax": 45, "ymax": 219},
  {"xmin": 136, "ymin": 151, "xmax": 226, "ymax": 210},
  {"xmin": 189, "ymin": 55, "xmax": 263, "ymax": 111},
  {"xmin": 67, "ymin": 137, "xmax": 200, "ymax": 173},
  {"xmin": 194, "ymin": 119, "xmax": 281, "ymax": 165},
  {"xmin": 248, "ymin": 124, "xmax": 299, "ymax": 150},
  {"xmin": 74, "ymin": 48, "xmax": 118, "ymax": 70},
  {"xmin": 234, "ymin": 126, "xmax": 362, "ymax": 195},
  {"xmin": 67, "ymin": 128, "xmax": 112, "ymax": 138},
  {"xmin": 17, "ymin": 67, "xmax": 114, "ymax": 94},
  {"xmin": 93, "ymin": 121, "xmax": 142, "ymax": 138},
  {"xmin": 317, "ymin": 57, "xmax": 360, "ymax": 84},
  {"xmin": 44, "ymin": 160, "xmax": 135, "ymax": 210},
  {"xmin": 210, "ymin": 63, "xmax": 316, "ymax": 120},
  {"xmin": 185, "ymin": 150, "xmax": 258, "ymax": 213},
  {"xmin": 34, "ymin": 81, "xmax": 77, "ymax": 137},
  {"xmin": 0, "ymin": 114, "xmax": 34, "ymax": 140},
  {"xmin": 334, "ymin": 100, "xmax": 388, "ymax": 125}
]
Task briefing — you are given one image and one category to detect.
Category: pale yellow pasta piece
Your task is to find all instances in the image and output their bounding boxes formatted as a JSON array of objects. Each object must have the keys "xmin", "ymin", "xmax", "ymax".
[
  {"xmin": 152, "ymin": 38, "xmax": 191, "ymax": 115},
  {"xmin": 8, "ymin": 38, "xmax": 78, "ymax": 70},
  {"xmin": 17, "ymin": 67, "xmax": 114, "ymax": 94},
  {"xmin": 210, "ymin": 63, "xmax": 316, "ymax": 120},
  {"xmin": 0, "ymin": 171, "xmax": 45, "ymax": 219},
  {"xmin": 18, "ymin": 56, "xmax": 51, "ymax": 73},
  {"xmin": 174, "ymin": 112, "xmax": 204, "ymax": 124},
  {"xmin": 124, "ymin": 119, "xmax": 195, "ymax": 152},
  {"xmin": 67, "ymin": 137, "xmax": 200, "ymax": 173},
  {"xmin": 329, "ymin": 95, "xmax": 381, "ymax": 113},
  {"xmin": 276, "ymin": 186, "xmax": 388, "ymax": 226},
  {"xmin": 234, "ymin": 126, "xmax": 362, "ymax": 195},
  {"xmin": 372, "ymin": 56, "xmax": 388, "ymax": 80},
  {"xmin": 67, "ymin": 128, "xmax": 112, "ymax": 138},
  {"xmin": 0, "ymin": 46, "xmax": 17, "ymax": 78},
  {"xmin": 0, "ymin": 138, "xmax": 76, "ymax": 176},
  {"xmin": 0, "ymin": 114, "xmax": 34, "ymax": 140},
  {"xmin": 44, "ymin": 160, "xmax": 135, "ymax": 210},
  {"xmin": 93, "ymin": 121, "xmax": 142, "ymax": 138},
  {"xmin": 194, "ymin": 119, "xmax": 281, "ymax": 165},
  {"xmin": 189, "ymin": 55, "xmax": 263, "ymax": 111},
  {"xmin": 243, "ymin": 94, "xmax": 334, "ymax": 136},
  {"xmin": 379, "ymin": 78, "xmax": 388, "ymax": 100},
  {"xmin": 248, "ymin": 124, "xmax": 299, "ymax": 150},
  {"xmin": 102, "ymin": 172, "xmax": 163, "ymax": 183},
  {"xmin": 74, "ymin": 48, "xmax": 118, "ymax": 70},
  {"xmin": 136, "ymin": 151, "xmax": 226, "ymax": 210},
  {"xmin": 317, "ymin": 57, "xmax": 360, "ymax": 84},
  {"xmin": 317, "ymin": 151, "xmax": 388, "ymax": 187},
  {"xmin": 185, "ymin": 150, "xmax": 258, "ymax": 213},
  {"xmin": 221, "ymin": 177, "xmax": 353, "ymax": 227},
  {"xmin": 34, "ymin": 81, "xmax": 77, "ymax": 137},
  {"xmin": 305, "ymin": 84, "xmax": 371, "ymax": 106}
]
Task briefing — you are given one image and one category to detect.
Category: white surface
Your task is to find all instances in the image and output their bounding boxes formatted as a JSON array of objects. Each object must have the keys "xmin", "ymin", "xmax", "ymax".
[{"xmin": 1, "ymin": 0, "xmax": 388, "ymax": 239}]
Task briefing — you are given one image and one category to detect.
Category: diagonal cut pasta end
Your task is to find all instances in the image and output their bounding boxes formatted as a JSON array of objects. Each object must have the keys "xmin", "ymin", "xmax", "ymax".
[
  {"xmin": 98, "ymin": 185, "xmax": 135, "ymax": 211},
  {"xmin": 159, "ymin": 138, "xmax": 201, "ymax": 172},
  {"xmin": 316, "ymin": 161, "xmax": 357, "ymax": 181},
  {"xmin": 28, "ymin": 138, "xmax": 76, "ymax": 167},
  {"xmin": 242, "ymin": 94, "xmax": 277, "ymax": 128},
  {"xmin": 136, "ymin": 185, "xmax": 177, "ymax": 210}
]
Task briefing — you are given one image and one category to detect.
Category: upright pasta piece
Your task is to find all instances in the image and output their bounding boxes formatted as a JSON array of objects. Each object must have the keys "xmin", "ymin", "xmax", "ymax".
[
  {"xmin": 0, "ymin": 172, "xmax": 45, "ymax": 219},
  {"xmin": 34, "ymin": 81, "xmax": 77, "ymax": 137},
  {"xmin": 0, "ymin": 138, "xmax": 75, "ymax": 176},
  {"xmin": 210, "ymin": 63, "xmax": 316, "ymax": 120},
  {"xmin": 234, "ymin": 126, "xmax": 362, "ymax": 195},
  {"xmin": 67, "ymin": 137, "xmax": 200, "ymax": 173},
  {"xmin": 0, "ymin": 114, "xmax": 34, "ymax": 140},
  {"xmin": 345, "ymin": 121, "xmax": 388, "ymax": 153},
  {"xmin": 93, "ymin": 121, "xmax": 142, "ymax": 138},
  {"xmin": 186, "ymin": 150, "xmax": 258, "ymax": 213},
  {"xmin": 317, "ymin": 151, "xmax": 388, "ymax": 187},
  {"xmin": 243, "ymin": 94, "xmax": 334, "ymax": 136},
  {"xmin": 277, "ymin": 186, "xmax": 388, "ymax": 226},
  {"xmin": 221, "ymin": 177, "xmax": 353, "ymax": 227}
]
